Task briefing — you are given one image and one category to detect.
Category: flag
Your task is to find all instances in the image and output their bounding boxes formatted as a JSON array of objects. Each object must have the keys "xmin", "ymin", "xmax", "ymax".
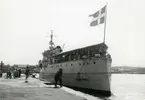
[{"xmin": 89, "ymin": 5, "xmax": 106, "ymax": 26}]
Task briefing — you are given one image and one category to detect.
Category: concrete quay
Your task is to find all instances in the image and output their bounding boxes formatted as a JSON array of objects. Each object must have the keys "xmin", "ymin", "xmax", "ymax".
[{"xmin": 0, "ymin": 76, "xmax": 99, "ymax": 100}]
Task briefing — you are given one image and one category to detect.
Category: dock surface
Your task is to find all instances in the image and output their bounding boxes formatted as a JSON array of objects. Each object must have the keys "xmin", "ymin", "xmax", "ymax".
[{"xmin": 0, "ymin": 76, "xmax": 86, "ymax": 100}]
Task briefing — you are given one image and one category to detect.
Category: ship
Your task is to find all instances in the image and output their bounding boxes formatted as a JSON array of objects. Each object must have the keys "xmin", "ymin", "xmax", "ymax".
[{"xmin": 39, "ymin": 32, "xmax": 112, "ymax": 96}]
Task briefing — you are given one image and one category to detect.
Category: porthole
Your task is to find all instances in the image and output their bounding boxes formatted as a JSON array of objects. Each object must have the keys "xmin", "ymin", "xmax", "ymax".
[
  {"xmin": 93, "ymin": 62, "xmax": 96, "ymax": 64},
  {"xmin": 71, "ymin": 64, "xmax": 73, "ymax": 66}
]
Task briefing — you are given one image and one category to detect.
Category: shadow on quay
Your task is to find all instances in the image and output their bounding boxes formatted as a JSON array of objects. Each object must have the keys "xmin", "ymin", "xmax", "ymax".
[{"xmin": 44, "ymin": 82, "xmax": 113, "ymax": 99}]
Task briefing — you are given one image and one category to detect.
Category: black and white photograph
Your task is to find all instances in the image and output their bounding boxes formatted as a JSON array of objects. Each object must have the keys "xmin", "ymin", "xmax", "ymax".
[{"xmin": 0, "ymin": 0, "xmax": 145, "ymax": 100}]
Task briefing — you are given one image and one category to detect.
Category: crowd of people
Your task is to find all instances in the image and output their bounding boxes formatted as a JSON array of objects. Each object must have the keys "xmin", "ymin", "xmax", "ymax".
[
  {"xmin": 1, "ymin": 66, "xmax": 30, "ymax": 82},
  {"xmin": 1, "ymin": 64, "xmax": 63, "ymax": 87},
  {"xmin": 6, "ymin": 69, "xmax": 21, "ymax": 79}
]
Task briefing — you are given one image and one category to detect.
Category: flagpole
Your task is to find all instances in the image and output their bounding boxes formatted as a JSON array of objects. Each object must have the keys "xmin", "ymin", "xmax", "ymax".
[{"xmin": 103, "ymin": 3, "xmax": 108, "ymax": 44}]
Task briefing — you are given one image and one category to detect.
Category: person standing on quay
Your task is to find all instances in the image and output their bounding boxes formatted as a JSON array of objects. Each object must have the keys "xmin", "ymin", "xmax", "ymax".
[
  {"xmin": 25, "ymin": 66, "xmax": 30, "ymax": 82},
  {"xmin": 0, "ymin": 61, "xmax": 3, "ymax": 77},
  {"xmin": 0, "ymin": 69, "xmax": 2, "ymax": 77},
  {"xmin": 18, "ymin": 69, "xmax": 21, "ymax": 78},
  {"xmin": 54, "ymin": 68, "xmax": 63, "ymax": 88}
]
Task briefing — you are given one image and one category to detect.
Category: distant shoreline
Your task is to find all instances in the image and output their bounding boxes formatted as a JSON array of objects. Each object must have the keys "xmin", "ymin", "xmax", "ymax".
[
  {"xmin": 111, "ymin": 72, "xmax": 145, "ymax": 74},
  {"xmin": 111, "ymin": 66, "xmax": 145, "ymax": 74}
]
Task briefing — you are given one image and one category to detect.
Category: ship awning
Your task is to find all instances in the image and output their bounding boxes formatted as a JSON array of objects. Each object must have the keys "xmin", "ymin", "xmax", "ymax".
[{"xmin": 51, "ymin": 42, "xmax": 108, "ymax": 57}]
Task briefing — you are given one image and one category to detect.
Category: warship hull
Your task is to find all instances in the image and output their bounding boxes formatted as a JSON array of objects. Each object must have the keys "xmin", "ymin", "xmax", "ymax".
[{"xmin": 39, "ymin": 57, "xmax": 111, "ymax": 96}]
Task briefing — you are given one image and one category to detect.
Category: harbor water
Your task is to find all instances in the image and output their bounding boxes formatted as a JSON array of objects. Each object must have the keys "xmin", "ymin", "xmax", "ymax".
[{"xmin": 108, "ymin": 74, "xmax": 145, "ymax": 100}]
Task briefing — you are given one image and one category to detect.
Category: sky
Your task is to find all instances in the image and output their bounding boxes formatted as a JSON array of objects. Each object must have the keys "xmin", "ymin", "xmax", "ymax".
[{"xmin": 0, "ymin": 0, "xmax": 145, "ymax": 67}]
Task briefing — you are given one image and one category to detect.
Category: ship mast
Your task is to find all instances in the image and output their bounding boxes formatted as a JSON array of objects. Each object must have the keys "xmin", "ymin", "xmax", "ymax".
[{"xmin": 49, "ymin": 30, "xmax": 55, "ymax": 50}]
